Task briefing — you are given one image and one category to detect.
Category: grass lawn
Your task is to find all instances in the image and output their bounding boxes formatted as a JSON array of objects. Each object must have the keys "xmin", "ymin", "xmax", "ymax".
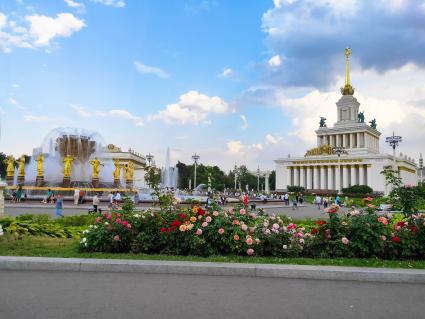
[{"xmin": 1, "ymin": 236, "xmax": 425, "ymax": 269}]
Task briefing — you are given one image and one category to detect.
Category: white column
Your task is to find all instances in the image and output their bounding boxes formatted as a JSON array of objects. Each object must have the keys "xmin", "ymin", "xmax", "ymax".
[
  {"xmin": 359, "ymin": 165, "xmax": 365, "ymax": 185},
  {"xmin": 350, "ymin": 165, "xmax": 357, "ymax": 186},
  {"xmin": 366, "ymin": 164, "xmax": 371, "ymax": 186},
  {"xmin": 306, "ymin": 167, "xmax": 312, "ymax": 189},
  {"xmin": 342, "ymin": 134, "xmax": 347, "ymax": 148},
  {"xmin": 294, "ymin": 167, "xmax": 300, "ymax": 186},
  {"xmin": 313, "ymin": 166, "xmax": 320, "ymax": 189},
  {"xmin": 336, "ymin": 165, "xmax": 341, "ymax": 193},
  {"xmin": 357, "ymin": 132, "xmax": 361, "ymax": 148},
  {"xmin": 320, "ymin": 166, "xmax": 326, "ymax": 190},
  {"xmin": 327, "ymin": 166, "xmax": 333, "ymax": 190},
  {"xmin": 343, "ymin": 165, "xmax": 349, "ymax": 188},
  {"xmin": 300, "ymin": 167, "xmax": 306, "ymax": 188},
  {"xmin": 331, "ymin": 135, "xmax": 335, "ymax": 147},
  {"xmin": 350, "ymin": 133, "xmax": 354, "ymax": 149}
]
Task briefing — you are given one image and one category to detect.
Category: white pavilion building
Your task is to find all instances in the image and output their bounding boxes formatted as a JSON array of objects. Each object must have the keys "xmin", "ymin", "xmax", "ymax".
[{"xmin": 275, "ymin": 49, "xmax": 417, "ymax": 195}]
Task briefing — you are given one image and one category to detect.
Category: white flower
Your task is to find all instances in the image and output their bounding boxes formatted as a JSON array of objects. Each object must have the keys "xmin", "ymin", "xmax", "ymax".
[
  {"xmin": 104, "ymin": 222, "xmax": 109, "ymax": 225},
  {"xmin": 282, "ymin": 245, "xmax": 288, "ymax": 250},
  {"xmin": 82, "ymin": 230, "xmax": 89, "ymax": 234},
  {"xmin": 80, "ymin": 237, "xmax": 87, "ymax": 244}
]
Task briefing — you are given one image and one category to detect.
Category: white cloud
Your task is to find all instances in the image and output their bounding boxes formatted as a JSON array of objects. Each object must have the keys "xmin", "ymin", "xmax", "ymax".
[
  {"xmin": 11, "ymin": 84, "xmax": 19, "ymax": 88},
  {"xmin": 23, "ymin": 115, "xmax": 51, "ymax": 123},
  {"xmin": 64, "ymin": 0, "xmax": 85, "ymax": 8},
  {"xmin": 0, "ymin": 13, "xmax": 7, "ymax": 28},
  {"xmin": 134, "ymin": 61, "xmax": 169, "ymax": 79},
  {"xmin": 152, "ymin": 90, "xmax": 229, "ymax": 125},
  {"xmin": 251, "ymin": 143, "xmax": 264, "ymax": 150},
  {"xmin": 218, "ymin": 67, "xmax": 234, "ymax": 79},
  {"xmin": 96, "ymin": 109, "xmax": 143, "ymax": 126},
  {"xmin": 90, "ymin": 0, "xmax": 126, "ymax": 8},
  {"xmin": 265, "ymin": 133, "xmax": 281, "ymax": 145},
  {"xmin": 8, "ymin": 97, "xmax": 25, "ymax": 110},
  {"xmin": 227, "ymin": 140, "xmax": 245, "ymax": 154},
  {"xmin": 240, "ymin": 114, "xmax": 248, "ymax": 129},
  {"xmin": 26, "ymin": 13, "xmax": 86, "ymax": 46},
  {"xmin": 70, "ymin": 104, "xmax": 90, "ymax": 117},
  {"xmin": 268, "ymin": 55, "xmax": 281, "ymax": 67}
]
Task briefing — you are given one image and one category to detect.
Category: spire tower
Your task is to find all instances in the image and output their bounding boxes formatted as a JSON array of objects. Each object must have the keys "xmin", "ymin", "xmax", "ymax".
[{"xmin": 341, "ymin": 47, "xmax": 355, "ymax": 95}]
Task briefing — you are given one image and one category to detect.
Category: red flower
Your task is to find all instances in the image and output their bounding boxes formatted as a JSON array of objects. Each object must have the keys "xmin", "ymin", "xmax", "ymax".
[
  {"xmin": 122, "ymin": 221, "xmax": 129, "ymax": 227},
  {"xmin": 115, "ymin": 218, "xmax": 122, "ymax": 224},
  {"xmin": 410, "ymin": 225, "xmax": 418, "ymax": 233},
  {"xmin": 316, "ymin": 220, "xmax": 327, "ymax": 226},
  {"xmin": 397, "ymin": 221, "xmax": 407, "ymax": 228},
  {"xmin": 171, "ymin": 220, "xmax": 182, "ymax": 227},
  {"xmin": 311, "ymin": 228, "xmax": 319, "ymax": 235},
  {"xmin": 198, "ymin": 208, "xmax": 206, "ymax": 216},
  {"xmin": 160, "ymin": 227, "xmax": 167, "ymax": 233},
  {"xmin": 392, "ymin": 236, "xmax": 401, "ymax": 243},
  {"xmin": 179, "ymin": 213, "xmax": 187, "ymax": 220}
]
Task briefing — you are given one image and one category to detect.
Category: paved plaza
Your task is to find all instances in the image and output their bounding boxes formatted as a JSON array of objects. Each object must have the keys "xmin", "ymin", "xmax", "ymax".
[
  {"xmin": 4, "ymin": 201, "xmax": 336, "ymax": 219},
  {"xmin": 0, "ymin": 270, "xmax": 423, "ymax": 319}
]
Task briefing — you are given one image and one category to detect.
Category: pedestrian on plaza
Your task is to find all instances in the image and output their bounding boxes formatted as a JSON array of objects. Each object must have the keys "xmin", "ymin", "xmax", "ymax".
[
  {"xmin": 45, "ymin": 188, "xmax": 53, "ymax": 204},
  {"xmin": 92, "ymin": 194, "xmax": 100, "ymax": 213},
  {"xmin": 243, "ymin": 193, "xmax": 249, "ymax": 207},
  {"xmin": 335, "ymin": 195, "xmax": 341, "ymax": 206},
  {"xmin": 16, "ymin": 185, "xmax": 23, "ymax": 202},
  {"xmin": 73, "ymin": 188, "xmax": 80, "ymax": 205},
  {"xmin": 55, "ymin": 194, "xmax": 64, "ymax": 217},
  {"xmin": 299, "ymin": 194, "xmax": 304, "ymax": 204},
  {"xmin": 79, "ymin": 190, "xmax": 86, "ymax": 204},
  {"xmin": 284, "ymin": 193, "xmax": 289, "ymax": 206},
  {"xmin": 323, "ymin": 197, "xmax": 328, "ymax": 208},
  {"xmin": 315, "ymin": 194, "xmax": 322, "ymax": 210},
  {"xmin": 292, "ymin": 197, "xmax": 298, "ymax": 210}
]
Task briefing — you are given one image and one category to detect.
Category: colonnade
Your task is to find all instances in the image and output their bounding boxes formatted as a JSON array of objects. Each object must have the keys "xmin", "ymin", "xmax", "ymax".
[
  {"xmin": 317, "ymin": 132, "xmax": 379, "ymax": 151},
  {"xmin": 287, "ymin": 164, "xmax": 371, "ymax": 190}
]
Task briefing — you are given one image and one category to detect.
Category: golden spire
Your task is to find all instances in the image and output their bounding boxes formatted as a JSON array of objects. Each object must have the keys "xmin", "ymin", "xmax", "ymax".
[{"xmin": 341, "ymin": 47, "xmax": 354, "ymax": 95}]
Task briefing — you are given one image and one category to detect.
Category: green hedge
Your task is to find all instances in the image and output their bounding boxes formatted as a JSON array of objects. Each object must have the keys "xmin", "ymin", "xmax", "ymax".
[{"xmin": 342, "ymin": 185, "xmax": 373, "ymax": 195}]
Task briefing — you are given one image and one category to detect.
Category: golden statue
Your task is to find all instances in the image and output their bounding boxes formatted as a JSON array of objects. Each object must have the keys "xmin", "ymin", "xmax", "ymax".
[
  {"xmin": 89, "ymin": 157, "xmax": 103, "ymax": 179},
  {"xmin": 113, "ymin": 159, "xmax": 122, "ymax": 180},
  {"xmin": 4, "ymin": 155, "xmax": 15, "ymax": 178},
  {"xmin": 125, "ymin": 161, "xmax": 134, "ymax": 181},
  {"xmin": 63, "ymin": 155, "xmax": 74, "ymax": 178},
  {"xmin": 341, "ymin": 47, "xmax": 354, "ymax": 95},
  {"xmin": 17, "ymin": 155, "xmax": 26, "ymax": 177},
  {"xmin": 36, "ymin": 154, "xmax": 44, "ymax": 177},
  {"xmin": 305, "ymin": 144, "xmax": 335, "ymax": 157}
]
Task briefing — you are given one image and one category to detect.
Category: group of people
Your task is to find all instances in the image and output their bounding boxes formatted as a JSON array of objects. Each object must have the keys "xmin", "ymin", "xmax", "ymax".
[
  {"xmin": 72, "ymin": 189, "xmax": 87, "ymax": 205},
  {"xmin": 314, "ymin": 195, "xmax": 341, "ymax": 209},
  {"xmin": 11, "ymin": 185, "xmax": 24, "ymax": 203}
]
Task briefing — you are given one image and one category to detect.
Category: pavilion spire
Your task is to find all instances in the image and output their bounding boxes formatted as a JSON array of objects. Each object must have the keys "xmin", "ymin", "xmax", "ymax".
[{"xmin": 340, "ymin": 47, "xmax": 355, "ymax": 95}]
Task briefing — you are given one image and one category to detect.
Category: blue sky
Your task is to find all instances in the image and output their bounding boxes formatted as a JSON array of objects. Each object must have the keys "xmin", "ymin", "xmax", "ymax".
[{"xmin": 1, "ymin": 0, "xmax": 425, "ymax": 170}]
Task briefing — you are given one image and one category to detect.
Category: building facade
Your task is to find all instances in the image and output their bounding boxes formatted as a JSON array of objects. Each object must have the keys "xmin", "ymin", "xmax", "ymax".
[{"xmin": 275, "ymin": 49, "xmax": 417, "ymax": 194}]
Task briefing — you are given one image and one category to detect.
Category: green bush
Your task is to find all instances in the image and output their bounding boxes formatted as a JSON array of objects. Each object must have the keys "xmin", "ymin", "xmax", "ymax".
[
  {"xmin": 342, "ymin": 185, "xmax": 373, "ymax": 195},
  {"xmin": 287, "ymin": 185, "xmax": 305, "ymax": 193}
]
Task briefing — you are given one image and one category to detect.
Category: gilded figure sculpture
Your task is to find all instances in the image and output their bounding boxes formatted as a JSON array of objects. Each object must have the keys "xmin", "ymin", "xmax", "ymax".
[
  {"xmin": 89, "ymin": 157, "xmax": 103, "ymax": 179},
  {"xmin": 4, "ymin": 155, "xmax": 15, "ymax": 178},
  {"xmin": 125, "ymin": 161, "xmax": 134, "ymax": 181},
  {"xmin": 340, "ymin": 47, "xmax": 355, "ymax": 95},
  {"xmin": 36, "ymin": 154, "xmax": 44, "ymax": 177},
  {"xmin": 17, "ymin": 156, "xmax": 26, "ymax": 177},
  {"xmin": 113, "ymin": 159, "xmax": 122, "ymax": 180},
  {"xmin": 63, "ymin": 155, "xmax": 74, "ymax": 178}
]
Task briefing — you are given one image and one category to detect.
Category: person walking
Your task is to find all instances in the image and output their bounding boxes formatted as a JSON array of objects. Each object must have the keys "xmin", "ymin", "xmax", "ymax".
[
  {"xmin": 284, "ymin": 193, "xmax": 289, "ymax": 206},
  {"xmin": 292, "ymin": 197, "xmax": 298, "ymax": 210},
  {"xmin": 73, "ymin": 188, "xmax": 80, "ymax": 205},
  {"xmin": 92, "ymin": 194, "xmax": 100, "ymax": 213},
  {"xmin": 315, "ymin": 194, "xmax": 322, "ymax": 210},
  {"xmin": 16, "ymin": 185, "xmax": 23, "ymax": 203},
  {"xmin": 55, "ymin": 194, "xmax": 64, "ymax": 217}
]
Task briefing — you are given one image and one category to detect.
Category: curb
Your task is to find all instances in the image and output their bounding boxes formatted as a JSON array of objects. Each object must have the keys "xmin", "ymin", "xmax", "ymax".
[{"xmin": 1, "ymin": 256, "xmax": 425, "ymax": 283}]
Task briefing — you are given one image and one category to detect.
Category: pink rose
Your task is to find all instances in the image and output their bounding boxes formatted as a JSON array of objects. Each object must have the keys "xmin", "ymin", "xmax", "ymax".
[
  {"xmin": 239, "ymin": 209, "xmax": 246, "ymax": 215},
  {"xmin": 246, "ymin": 237, "xmax": 253, "ymax": 245},
  {"xmin": 299, "ymin": 238, "xmax": 305, "ymax": 245},
  {"xmin": 218, "ymin": 228, "xmax": 225, "ymax": 235},
  {"xmin": 113, "ymin": 235, "xmax": 120, "ymax": 241},
  {"xmin": 115, "ymin": 218, "xmax": 121, "ymax": 224},
  {"xmin": 381, "ymin": 235, "xmax": 387, "ymax": 241},
  {"xmin": 95, "ymin": 217, "xmax": 102, "ymax": 224},
  {"xmin": 341, "ymin": 237, "xmax": 349, "ymax": 245},
  {"xmin": 126, "ymin": 223, "xmax": 132, "ymax": 229},
  {"xmin": 106, "ymin": 214, "xmax": 112, "ymax": 220},
  {"xmin": 255, "ymin": 238, "xmax": 260, "ymax": 244},
  {"xmin": 213, "ymin": 211, "xmax": 219, "ymax": 217},
  {"xmin": 272, "ymin": 223, "xmax": 279, "ymax": 230},
  {"xmin": 241, "ymin": 224, "xmax": 248, "ymax": 231},
  {"xmin": 196, "ymin": 229, "xmax": 203, "ymax": 236},
  {"xmin": 122, "ymin": 221, "xmax": 129, "ymax": 227},
  {"xmin": 206, "ymin": 216, "xmax": 212, "ymax": 223},
  {"xmin": 246, "ymin": 248, "xmax": 254, "ymax": 256},
  {"xmin": 202, "ymin": 222, "xmax": 208, "ymax": 227},
  {"xmin": 250, "ymin": 213, "xmax": 257, "ymax": 219}
]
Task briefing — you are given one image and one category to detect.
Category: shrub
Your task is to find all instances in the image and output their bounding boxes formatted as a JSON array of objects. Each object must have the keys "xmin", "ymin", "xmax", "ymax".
[
  {"xmin": 342, "ymin": 185, "xmax": 373, "ymax": 195},
  {"xmin": 287, "ymin": 185, "xmax": 305, "ymax": 193}
]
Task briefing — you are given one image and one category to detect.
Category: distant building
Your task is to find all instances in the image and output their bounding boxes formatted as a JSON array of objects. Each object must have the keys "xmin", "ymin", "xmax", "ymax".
[
  {"xmin": 418, "ymin": 153, "xmax": 425, "ymax": 185},
  {"xmin": 275, "ymin": 49, "xmax": 417, "ymax": 194}
]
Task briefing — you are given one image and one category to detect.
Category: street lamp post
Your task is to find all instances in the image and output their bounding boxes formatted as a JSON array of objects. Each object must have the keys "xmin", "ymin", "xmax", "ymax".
[
  {"xmin": 234, "ymin": 164, "xmax": 238, "ymax": 190},
  {"xmin": 146, "ymin": 153, "xmax": 154, "ymax": 166},
  {"xmin": 257, "ymin": 166, "xmax": 260, "ymax": 193},
  {"xmin": 333, "ymin": 146, "xmax": 345, "ymax": 194},
  {"xmin": 386, "ymin": 132, "xmax": 402, "ymax": 172},
  {"xmin": 192, "ymin": 153, "xmax": 200, "ymax": 190}
]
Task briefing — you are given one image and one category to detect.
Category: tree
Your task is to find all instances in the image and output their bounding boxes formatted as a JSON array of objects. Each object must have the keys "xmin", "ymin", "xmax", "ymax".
[
  {"xmin": 0, "ymin": 152, "xmax": 6, "ymax": 179},
  {"xmin": 269, "ymin": 170, "xmax": 276, "ymax": 191}
]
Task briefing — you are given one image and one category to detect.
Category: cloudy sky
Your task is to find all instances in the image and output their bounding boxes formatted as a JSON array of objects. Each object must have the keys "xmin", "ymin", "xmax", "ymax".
[{"xmin": 1, "ymin": 0, "xmax": 425, "ymax": 170}]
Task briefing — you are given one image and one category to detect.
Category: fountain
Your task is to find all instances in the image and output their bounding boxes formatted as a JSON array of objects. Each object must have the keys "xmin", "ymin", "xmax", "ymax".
[{"xmin": 161, "ymin": 147, "xmax": 178, "ymax": 189}]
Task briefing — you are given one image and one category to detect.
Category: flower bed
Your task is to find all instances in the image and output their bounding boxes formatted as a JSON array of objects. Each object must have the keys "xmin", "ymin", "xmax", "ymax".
[{"xmin": 79, "ymin": 204, "xmax": 425, "ymax": 259}]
